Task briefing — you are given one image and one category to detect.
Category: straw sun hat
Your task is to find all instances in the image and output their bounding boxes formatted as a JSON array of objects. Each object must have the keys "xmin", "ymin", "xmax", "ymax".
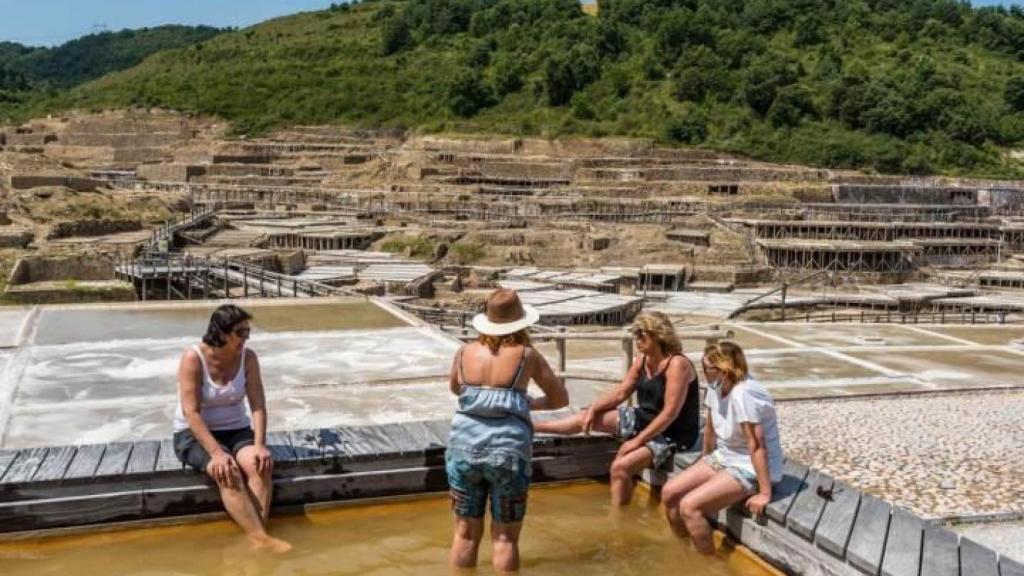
[{"xmin": 472, "ymin": 289, "xmax": 540, "ymax": 336}]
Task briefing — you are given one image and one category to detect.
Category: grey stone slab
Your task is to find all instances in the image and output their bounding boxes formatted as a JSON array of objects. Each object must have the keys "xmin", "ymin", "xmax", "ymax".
[
  {"xmin": 0, "ymin": 448, "xmax": 47, "ymax": 484},
  {"xmin": 787, "ymin": 470, "xmax": 834, "ymax": 540},
  {"xmin": 847, "ymin": 493, "xmax": 892, "ymax": 576},
  {"xmin": 814, "ymin": 480, "xmax": 861, "ymax": 558},
  {"xmin": 93, "ymin": 442, "xmax": 133, "ymax": 478},
  {"xmin": 154, "ymin": 439, "xmax": 184, "ymax": 473},
  {"xmin": 765, "ymin": 460, "xmax": 809, "ymax": 525},
  {"xmin": 126, "ymin": 441, "xmax": 160, "ymax": 475},
  {"xmin": 32, "ymin": 446, "xmax": 77, "ymax": 482},
  {"xmin": 265, "ymin": 431, "xmax": 296, "ymax": 463},
  {"xmin": 332, "ymin": 426, "xmax": 377, "ymax": 458},
  {"xmin": 0, "ymin": 450, "xmax": 17, "ymax": 479},
  {"xmin": 1002, "ymin": 556, "xmax": 1024, "ymax": 576},
  {"xmin": 63, "ymin": 445, "xmax": 106, "ymax": 480},
  {"xmin": 348, "ymin": 423, "xmax": 419, "ymax": 456},
  {"xmin": 921, "ymin": 524, "xmax": 959, "ymax": 576},
  {"xmin": 881, "ymin": 507, "xmax": 923, "ymax": 576}
]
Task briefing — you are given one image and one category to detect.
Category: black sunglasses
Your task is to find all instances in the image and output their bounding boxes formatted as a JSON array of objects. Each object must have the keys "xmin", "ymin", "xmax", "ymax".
[{"xmin": 232, "ymin": 327, "xmax": 251, "ymax": 338}]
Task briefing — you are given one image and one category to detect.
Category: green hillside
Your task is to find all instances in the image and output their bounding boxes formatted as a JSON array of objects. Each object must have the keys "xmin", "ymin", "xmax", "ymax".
[
  {"xmin": 8, "ymin": 0, "xmax": 1024, "ymax": 178},
  {"xmin": 0, "ymin": 25, "xmax": 224, "ymax": 102}
]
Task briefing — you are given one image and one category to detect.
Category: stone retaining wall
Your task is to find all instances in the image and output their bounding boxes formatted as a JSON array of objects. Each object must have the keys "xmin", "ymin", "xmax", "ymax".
[{"xmin": 46, "ymin": 219, "xmax": 142, "ymax": 240}]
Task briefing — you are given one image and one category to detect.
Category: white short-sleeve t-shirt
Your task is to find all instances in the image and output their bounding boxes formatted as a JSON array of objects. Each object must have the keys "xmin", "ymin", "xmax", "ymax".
[{"xmin": 704, "ymin": 377, "xmax": 783, "ymax": 483}]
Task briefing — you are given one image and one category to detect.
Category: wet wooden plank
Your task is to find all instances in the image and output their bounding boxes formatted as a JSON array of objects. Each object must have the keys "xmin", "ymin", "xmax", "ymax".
[
  {"xmin": 765, "ymin": 460, "xmax": 808, "ymax": 525},
  {"xmin": 0, "ymin": 448, "xmax": 47, "ymax": 484},
  {"xmin": 0, "ymin": 450, "xmax": 17, "ymax": 479},
  {"xmin": 920, "ymin": 524, "xmax": 959, "ymax": 576},
  {"xmin": 265, "ymin": 431, "xmax": 296, "ymax": 463},
  {"xmin": 126, "ymin": 441, "xmax": 160, "ymax": 475},
  {"xmin": 880, "ymin": 507, "xmax": 923, "ymax": 576},
  {"xmin": 847, "ymin": 493, "xmax": 892, "ymax": 576},
  {"xmin": 31, "ymin": 446, "xmax": 77, "ymax": 482},
  {"xmin": 288, "ymin": 429, "xmax": 326, "ymax": 462},
  {"xmin": 93, "ymin": 442, "xmax": 133, "ymax": 478},
  {"xmin": 400, "ymin": 421, "xmax": 447, "ymax": 451},
  {"xmin": 63, "ymin": 445, "xmax": 106, "ymax": 480},
  {"xmin": 154, "ymin": 439, "xmax": 184, "ymax": 473},
  {"xmin": 1002, "ymin": 556, "xmax": 1024, "ymax": 576},
  {"xmin": 0, "ymin": 491, "xmax": 143, "ymax": 532},
  {"xmin": 960, "ymin": 537, "xmax": 999, "ymax": 576},
  {"xmin": 421, "ymin": 419, "xmax": 450, "ymax": 446},
  {"xmin": 348, "ymin": 423, "xmax": 419, "ymax": 456},
  {"xmin": 787, "ymin": 469, "xmax": 833, "ymax": 540},
  {"xmin": 814, "ymin": 480, "xmax": 861, "ymax": 557}
]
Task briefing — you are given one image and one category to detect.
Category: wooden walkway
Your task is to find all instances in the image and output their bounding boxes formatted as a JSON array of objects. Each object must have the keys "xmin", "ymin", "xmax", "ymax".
[
  {"xmin": 670, "ymin": 451, "xmax": 1024, "ymax": 576},
  {"xmin": 0, "ymin": 420, "xmax": 616, "ymax": 534}
]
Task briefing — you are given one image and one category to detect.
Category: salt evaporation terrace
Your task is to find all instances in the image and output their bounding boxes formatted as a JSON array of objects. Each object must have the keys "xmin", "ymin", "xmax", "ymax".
[{"xmin": 0, "ymin": 298, "xmax": 467, "ymax": 449}]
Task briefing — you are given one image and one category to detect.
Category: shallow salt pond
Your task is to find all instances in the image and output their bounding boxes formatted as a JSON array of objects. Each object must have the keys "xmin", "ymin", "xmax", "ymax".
[{"xmin": 0, "ymin": 483, "xmax": 776, "ymax": 576}]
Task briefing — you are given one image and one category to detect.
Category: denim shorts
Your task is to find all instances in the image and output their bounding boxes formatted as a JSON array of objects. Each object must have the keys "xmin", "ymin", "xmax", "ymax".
[
  {"xmin": 445, "ymin": 454, "xmax": 531, "ymax": 523},
  {"xmin": 617, "ymin": 406, "xmax": 676, "ymax": 469},
  {"xmin": 703, "ymin": 452, "xmax": 759, "ymax": 496}
]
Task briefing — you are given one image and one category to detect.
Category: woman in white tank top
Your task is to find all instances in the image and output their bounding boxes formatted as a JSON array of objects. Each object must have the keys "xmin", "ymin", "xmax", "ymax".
[{"xmin": 173, "ymin": 304, "xmax": 289, "ymax": 552}]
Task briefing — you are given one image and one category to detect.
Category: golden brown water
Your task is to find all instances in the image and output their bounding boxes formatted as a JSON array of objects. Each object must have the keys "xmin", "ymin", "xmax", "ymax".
[{"xmin": 0, "ymin": 483, "xmax": 776, "ymax": 576}]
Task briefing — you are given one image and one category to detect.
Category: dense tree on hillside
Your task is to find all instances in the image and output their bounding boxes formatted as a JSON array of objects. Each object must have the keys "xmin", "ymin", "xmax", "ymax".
[{"xmin": 4, "ymin": 0, "xmax": 1024, "ymax": 178}]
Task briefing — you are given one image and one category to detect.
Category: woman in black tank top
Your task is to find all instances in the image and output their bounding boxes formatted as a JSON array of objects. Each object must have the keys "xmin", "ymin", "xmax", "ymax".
[{"xmin": 534, "ymin": 311, "xmax": 699, "ymax": 506}]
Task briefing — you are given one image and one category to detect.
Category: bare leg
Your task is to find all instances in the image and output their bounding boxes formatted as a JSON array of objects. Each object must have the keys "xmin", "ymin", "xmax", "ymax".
[
  {"xmin": 236, "ymin": 447, "xmax": 272, "ymax": 523},
  {"xmin": 609, "ymin": 447, "xmax": 654, "ymax": 507},
  {"xmin": 208, "ymin": 465, "xmax": 290, "ymax": 553},
  {"xmin": 449, "ymin": 515, "xmax": 484, "ymax": 569},
  {"xmin": 491, "ymin": 520, "xmax": 523, "ymax": 572},
  {"xmin": 661, "ymin": 460, "xmax": 716, "ymax": 538},
  {"xmin": 677, "ymin": 472, "xmax": 748, "ymax": 555},
  {"xmin": 534, "ymin": 408, "xmax": 619, "ymax": 436}
]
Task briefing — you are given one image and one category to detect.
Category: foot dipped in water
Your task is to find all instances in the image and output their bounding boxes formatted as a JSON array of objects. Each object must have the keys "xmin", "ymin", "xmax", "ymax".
[{"xmin": 249, "ymin": 533, "xmax": 292, "ymax": 553}]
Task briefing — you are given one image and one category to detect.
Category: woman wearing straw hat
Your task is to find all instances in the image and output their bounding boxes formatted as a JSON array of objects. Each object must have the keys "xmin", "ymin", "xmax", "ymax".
[{"xmin": 446, "ymin": 289, "xmax": 569, "ymax": 572}]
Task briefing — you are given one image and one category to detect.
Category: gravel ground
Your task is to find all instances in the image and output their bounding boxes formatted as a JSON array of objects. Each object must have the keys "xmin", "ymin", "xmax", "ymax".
[{"xmin": 777, "ymin": 390, "xmax": 1024, "ymax": 519}]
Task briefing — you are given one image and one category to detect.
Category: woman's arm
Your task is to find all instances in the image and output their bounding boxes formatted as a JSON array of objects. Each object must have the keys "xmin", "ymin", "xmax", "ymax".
[
  {"xmin": 244, "ymin": 350, "xmax": 272, "ymax": 475},
  {"xmin": 618, "ymin": 356, "xmax": 692, "ymax": 455},
  {"xmin": 701, "ymin": 409, "xmax": 715, "ymax": 456},
  {"xmin": 741, "ymin": 422, "xmax": 772, "ymax": 515},
  {"xmin": 448, "ymin": 345, "xmax": 465, "ymax": 396},
  {"xmin": 528, "ymin": 350, "xmax": 569, "ymax": 411},
  {"xmin": 177, "ymin": 349, "xmax": 238, "ymax": 487}
]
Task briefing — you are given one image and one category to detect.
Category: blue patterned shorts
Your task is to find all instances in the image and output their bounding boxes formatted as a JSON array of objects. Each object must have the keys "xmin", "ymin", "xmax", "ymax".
[{"xmin": 445, "ymin": 454, "xmax": 531, "ymax": 523}]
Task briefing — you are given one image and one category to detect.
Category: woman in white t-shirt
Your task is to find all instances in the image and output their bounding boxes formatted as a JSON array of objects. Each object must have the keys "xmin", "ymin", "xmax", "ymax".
[{"xmin": 662, "ymin": 341, "xmax": 783, "ymax": 556}]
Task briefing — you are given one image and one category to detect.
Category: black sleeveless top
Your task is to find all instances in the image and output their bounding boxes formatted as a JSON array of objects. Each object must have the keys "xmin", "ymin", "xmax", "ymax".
[{"xmin": 634, "ymin": 354, "xmax": 700, "ymax": 449}]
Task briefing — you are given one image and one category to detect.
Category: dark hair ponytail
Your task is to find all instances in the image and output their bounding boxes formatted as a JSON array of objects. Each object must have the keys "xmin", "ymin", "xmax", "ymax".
[{"xmin": 203, "ymin": 304, "xmax": 253, "ymax": 347}]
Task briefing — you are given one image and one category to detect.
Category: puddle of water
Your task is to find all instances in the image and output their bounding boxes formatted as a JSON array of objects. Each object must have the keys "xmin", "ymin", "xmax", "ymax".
[{"xmin": 0, "ymin": 483, "xmax": 771, "ymax": 576}]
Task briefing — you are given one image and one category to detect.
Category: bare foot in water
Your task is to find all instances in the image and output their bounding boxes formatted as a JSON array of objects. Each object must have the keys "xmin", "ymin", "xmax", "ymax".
[{"xmin": 249, "ymin": 534, "xmax": 292, "ymax": 553}]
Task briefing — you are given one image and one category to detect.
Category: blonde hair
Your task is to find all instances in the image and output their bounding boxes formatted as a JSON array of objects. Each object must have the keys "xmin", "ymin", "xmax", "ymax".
[
  {"xmin": 478, "ymin": 330, "xmax": 532, "ymax": 355},
  {"xmin": 632, "ymin": 311, "xmax": 682, "ymax": 356},
  {"xmin": 703, "ymin": 341, "xmax": 749, "ymax": 384}
]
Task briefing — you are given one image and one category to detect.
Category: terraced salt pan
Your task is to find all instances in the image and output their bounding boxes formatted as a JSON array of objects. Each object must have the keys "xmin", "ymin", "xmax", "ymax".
[{"xmin": 2, "ymin": 323, "xmax": 460, "ymax": 449}]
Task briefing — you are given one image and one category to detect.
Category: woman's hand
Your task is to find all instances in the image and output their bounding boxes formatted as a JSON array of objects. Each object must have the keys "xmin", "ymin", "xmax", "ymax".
[
  {"xmin": 209, "ymin": 451, "xmax": 239, "ymax": 488},
  {"xmin": 617, "ymin": 437, "xmax": 643, "ymax": 457},
  {"xmin": 746, "ymin": 492, "xmax": 770, "ymax": 517},
  {"xmin": 253, "ymin": 445, "xmax": 273, "ymax": 476},
  {"xmin": 581, "ymin": 407, "xmax": 596, "ymax": 435}
]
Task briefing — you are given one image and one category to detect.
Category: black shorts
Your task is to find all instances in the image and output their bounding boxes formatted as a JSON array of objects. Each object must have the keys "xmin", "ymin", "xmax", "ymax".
[{"xmin": 173, "ymin": 427, "xmax": 255, "ymax": 472}]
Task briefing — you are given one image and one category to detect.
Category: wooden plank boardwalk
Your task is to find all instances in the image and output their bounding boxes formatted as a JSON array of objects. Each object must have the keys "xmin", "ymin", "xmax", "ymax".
[
  {"xmin": 669, "ymin": 451, "xmax": 1022, "ymax": 576},
  {"xmin": 0, "ymin": 420, "xmax": 616, "ymax": 534}
]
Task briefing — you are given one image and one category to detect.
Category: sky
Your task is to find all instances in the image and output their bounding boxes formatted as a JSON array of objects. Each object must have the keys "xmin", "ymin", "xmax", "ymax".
[
  {"xmin": 0, "ymin": 0, "xmax": 335, "ymax": 46},
  {"xmin": 0, "ymin": 0, "xmax": 1019, "ymax": 47}
]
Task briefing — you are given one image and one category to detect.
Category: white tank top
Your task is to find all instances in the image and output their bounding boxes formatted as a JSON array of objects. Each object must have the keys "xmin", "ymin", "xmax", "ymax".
[{"xmin": 172, "ymin": 344, "xmax": 251, "ymax": 433}]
